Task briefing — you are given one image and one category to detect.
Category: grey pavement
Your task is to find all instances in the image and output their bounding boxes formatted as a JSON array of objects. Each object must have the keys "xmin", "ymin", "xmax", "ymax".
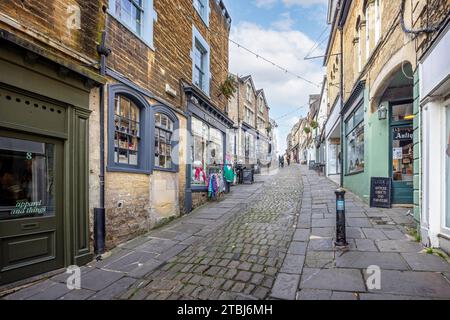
[{"xmin": 2, "ymin": 164, "xmax": 450, "ymax": 300}]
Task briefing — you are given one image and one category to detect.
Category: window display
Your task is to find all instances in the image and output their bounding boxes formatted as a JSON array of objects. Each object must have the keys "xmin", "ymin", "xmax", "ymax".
[
  {"xmin": 114, "ymin": 95, "xmax": 140, "ymax": 166},
  {"xmin": 191, "ymin": 117, "xmax": 224, "ymax": 186},
  {"xmin": 345, "ymin": 104, "xmax": 364, "ymax": 174},
  {"xmin": 392, "ymin": 126, "xmax": 413, "ymax": 182},
  {"xmin": 446, "ymin": 107, "xmax": 450, "ymax": 228},
  {"xmin": 0, "ymin": 137, "xmax": 55, "ymax": 220},
  {"xmin": 154, "ymin": 113, "xmax": 173, "ymax": 169}
]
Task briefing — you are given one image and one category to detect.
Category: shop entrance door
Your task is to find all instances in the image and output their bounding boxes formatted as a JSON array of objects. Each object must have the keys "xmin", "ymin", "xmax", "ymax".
[
  {"xmin": 0, "ymin": 130, "xmax": 64, "ymax": 285},
  {"xmin": 390, "ymin": 124, "xmax": 414, "ymax": 204}
]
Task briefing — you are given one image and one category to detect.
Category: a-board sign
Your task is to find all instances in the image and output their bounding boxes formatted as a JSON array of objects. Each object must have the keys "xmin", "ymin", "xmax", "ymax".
[
  {"xmin": 370, "ymin": 177, "xmax": 392, "ymax": 208},
  {"xmin": 243, "ymin": 169, "xmax": 254, "ymax": 184}
]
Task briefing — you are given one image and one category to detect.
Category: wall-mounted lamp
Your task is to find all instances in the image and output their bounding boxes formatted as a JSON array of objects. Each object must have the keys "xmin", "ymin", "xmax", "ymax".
[{"xmin": 378, "ymin": 104, "xmax": 388, "ymax": 120}]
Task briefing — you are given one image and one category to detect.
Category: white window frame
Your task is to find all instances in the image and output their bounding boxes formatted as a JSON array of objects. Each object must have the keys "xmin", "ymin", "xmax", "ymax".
[
  {"xmin": 108, "ymin": 0, "xmax": 157, "ymax": 49},
  {"xmin": 374, "ymin": 0, "xmax": 381, "ymax": 44},
  {"xmin": 246, "ymin": 83, "xmax": 253, "ymax": 102},
  {"xmin": 259, "ymin": 96, "xmax": 264, "ymax": 113},
  {"xmin": 358, "ymin": 26, "xmax": 362, "ymax": 72},
  {"xmin": 192, "ymin": 26, "xmax": 211, "ymax": 95},
  {"xmin": 365, "ymin": 4, "xmax": 370, "ymax": 59},
  {"xmin": 193, "ymin": 0, "xmax": 210, "ymax": 27}
]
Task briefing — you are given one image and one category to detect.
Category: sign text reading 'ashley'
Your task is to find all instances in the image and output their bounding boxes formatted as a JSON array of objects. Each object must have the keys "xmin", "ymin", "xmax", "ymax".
[{"xmin": 177, "ymin": 304, "xmax": 273, "ymax": 318}]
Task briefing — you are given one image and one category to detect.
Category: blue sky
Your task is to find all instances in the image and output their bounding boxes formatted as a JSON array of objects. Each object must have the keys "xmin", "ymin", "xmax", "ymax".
[{"xmin": 223, "ymin": 0, "xmax": 329, "ymax": 153}]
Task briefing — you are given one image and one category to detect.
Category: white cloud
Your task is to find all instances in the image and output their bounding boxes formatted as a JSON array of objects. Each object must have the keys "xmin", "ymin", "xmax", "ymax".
[
  {"xmin": 282, "ymin": 0, "xmax": 328, "ymax": 7},
  {"xmin": 254, "ymin": 0, "xmax": 278, "ymax": 9},
  {"xmin": 255, "ymin": 0, "xmax": 327, "ymax": 9},
  {"xmin": 271, "ymin": 12, "xmax": 295, "ymax": 31},
  {"xmin": 229, "ymin": 21, "xmax": 324, "ymax": 153}
]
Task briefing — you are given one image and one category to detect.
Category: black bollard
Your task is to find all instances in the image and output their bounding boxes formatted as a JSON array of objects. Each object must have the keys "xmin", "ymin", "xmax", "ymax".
[{"xmin": 334, "ymin": 188, "xmax": 348, "ymax": 247}]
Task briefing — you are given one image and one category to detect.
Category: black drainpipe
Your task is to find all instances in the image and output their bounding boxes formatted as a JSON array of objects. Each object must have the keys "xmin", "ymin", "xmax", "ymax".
[{"xmin": 94, "ymin": 30, "xmax": 111, "ymax": 257}]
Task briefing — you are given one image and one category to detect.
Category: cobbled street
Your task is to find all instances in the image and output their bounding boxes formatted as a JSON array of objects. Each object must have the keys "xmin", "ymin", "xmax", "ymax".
[{"xmin": 2, "ymin": 165, "xmax": 450, "ymax": 300}]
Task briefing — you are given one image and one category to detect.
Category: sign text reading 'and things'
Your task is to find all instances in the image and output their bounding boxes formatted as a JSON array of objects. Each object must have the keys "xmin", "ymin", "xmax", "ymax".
[{"xmin": 11, "ymin": 200, "xmax": 47, "ymax": 216}]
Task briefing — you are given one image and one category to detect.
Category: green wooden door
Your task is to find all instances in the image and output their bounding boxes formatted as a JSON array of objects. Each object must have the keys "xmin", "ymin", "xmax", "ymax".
[
  {"xmin": 390, "ymin": 124, "xmax": 414, "ymax": 204},
  {"xmin": 0, "ymin": 130, "xmax": 64, "ymax": 285}
]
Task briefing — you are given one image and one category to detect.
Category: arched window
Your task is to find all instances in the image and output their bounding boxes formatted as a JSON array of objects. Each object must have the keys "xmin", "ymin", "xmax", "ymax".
[
  {"xmin": 114, "ymin": 95, "xmax": 140, "ymax": 166},
  {"xmin": 108, "ymin": 84, "xmax": 151, "ymax": 174},
  {"xmin": 152, "ymin": 106, "xmax": 179, "ymax": 171}
]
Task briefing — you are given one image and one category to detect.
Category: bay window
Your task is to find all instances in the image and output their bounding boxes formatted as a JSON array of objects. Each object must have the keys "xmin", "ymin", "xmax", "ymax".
[{"xmin": 345, "ymin": 104, "xmax": 365, "ymax": 174}]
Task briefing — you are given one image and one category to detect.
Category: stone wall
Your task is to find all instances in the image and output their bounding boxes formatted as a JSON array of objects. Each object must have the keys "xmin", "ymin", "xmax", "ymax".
[{"xmin": 0, "ymin": 0, "xmax": 106, "ymax": 65}]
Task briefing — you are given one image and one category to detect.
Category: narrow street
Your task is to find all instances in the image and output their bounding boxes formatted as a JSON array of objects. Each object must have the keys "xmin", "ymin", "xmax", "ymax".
[{"xmin": 2, "ymin": 165, "xmax": 450, "ymax": 300}]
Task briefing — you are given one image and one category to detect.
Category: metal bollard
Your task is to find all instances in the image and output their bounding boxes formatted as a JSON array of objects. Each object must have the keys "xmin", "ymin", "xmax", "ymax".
[{"xmin": 334, "ymin": 188, "xmax": 348, "ymax": 247}]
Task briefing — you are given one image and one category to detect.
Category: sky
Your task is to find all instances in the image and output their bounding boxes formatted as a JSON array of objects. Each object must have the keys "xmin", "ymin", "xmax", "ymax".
[{"xmin": 223, "ymin": 0, "xmax": 330, "ymax": 154}]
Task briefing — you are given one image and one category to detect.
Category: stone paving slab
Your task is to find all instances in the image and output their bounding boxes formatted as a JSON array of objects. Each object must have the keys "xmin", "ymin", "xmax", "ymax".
[
  {"xmin": 270, "ymin": 273, "xmax": 300, "ymax": 300},
  {"xmin": 300, "ymin": 268, "xmax": 366, "ymax": 292},
  {"xmin": 363, "ymin": 270, "xmax": 450, "ymax": 298},
  {"xmin": 335, "ymin": 251, "xmax": 410, "ymax": 270},
  {"xmin": 401, "ymin": 253, "xmax": 450, "ymax": 272},
  {"xmin": 376, "ymin": 240, "xmax": 424, "ymax": 253}
]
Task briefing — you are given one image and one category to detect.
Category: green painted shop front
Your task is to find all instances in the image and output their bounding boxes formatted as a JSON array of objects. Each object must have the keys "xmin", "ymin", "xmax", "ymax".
[
  {"xmin": 343, "ymin": 68, "xmax": 415, "ymax": 208},
  {"xmin": 0, "ymin": 38, "xmax": 100, "ymax": 285}
]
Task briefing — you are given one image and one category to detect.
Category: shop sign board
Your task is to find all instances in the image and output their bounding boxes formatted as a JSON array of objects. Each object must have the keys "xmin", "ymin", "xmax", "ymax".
[{"xmin": 370, "ymin": 177, "xmax": 392, "ymax": 208}]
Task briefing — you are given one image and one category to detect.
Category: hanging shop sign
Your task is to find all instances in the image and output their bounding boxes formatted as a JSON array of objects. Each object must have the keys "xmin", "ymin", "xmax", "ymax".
[{"xmin": 370, "ymin": 177, "xmax": 392, "ymax": 208}]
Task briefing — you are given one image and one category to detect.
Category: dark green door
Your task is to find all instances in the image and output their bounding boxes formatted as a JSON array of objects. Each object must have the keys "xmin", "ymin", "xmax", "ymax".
[
  {"xmin": 390, "ymin": 125, "xmax": 414, "ymax": 204},
  {"xmin": 0, "ymin": 130, "xmax": 64, "ymax": 285}
]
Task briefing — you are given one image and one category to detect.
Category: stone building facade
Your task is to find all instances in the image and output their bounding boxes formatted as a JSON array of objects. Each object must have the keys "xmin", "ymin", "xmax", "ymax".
[
  {"xmin": 227, "ymin": 74, "xmax": 272, "ymax": 168},
  {"xmin": 0, "ymin": 0, "xmax": 106, "ymax": 285},
  {"xmin": 0, "ymin": 0, "xmax": 233, "ymax": 285},
  {"xmin": 324, "ymin": 0, "xmax": 449, "ymax": 251},
  {"xmin": 92, "ymin": 0, "xmax": 233, "ymax": 248}
]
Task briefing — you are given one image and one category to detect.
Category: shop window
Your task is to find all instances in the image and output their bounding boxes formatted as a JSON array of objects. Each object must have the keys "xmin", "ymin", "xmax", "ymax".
[
  {"xmin": 345, "ymin": 104, "xmax": 365, "ymax": 174},
  {"xmin": 0, "ymin": 137, "xmax": 55, "ymax": 220},
  {"xmin": 446, "ymin": 106, "xmax": 450, "ymax": 228},
  {"xmin": 114, "ymin": 95, "xmax": 141, "ymax": 166},
  {"xmin": 154, "ymin": 112, "xmax": 174, "ymax": 170},
  {"xmin": 108, "ymin": 85, "xmax": 150, "ymax": 174},
  {"xmin": 244, "ymin": 132, "xmax": 255, "ymax": 159},
  {"xmin": 194, "ymin": 0, "xmax": 209, "ymax": 26},
  {"xmin": 191, "ymin": 117, "xmax": 224, "ymax": 186},
  {"xmin": 192, "ymin": 27, "xmax": 210, "ymax": 95},
  {"xmin": 108, "ymin": 0, "xmax": 156, "ymax": 47}
]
